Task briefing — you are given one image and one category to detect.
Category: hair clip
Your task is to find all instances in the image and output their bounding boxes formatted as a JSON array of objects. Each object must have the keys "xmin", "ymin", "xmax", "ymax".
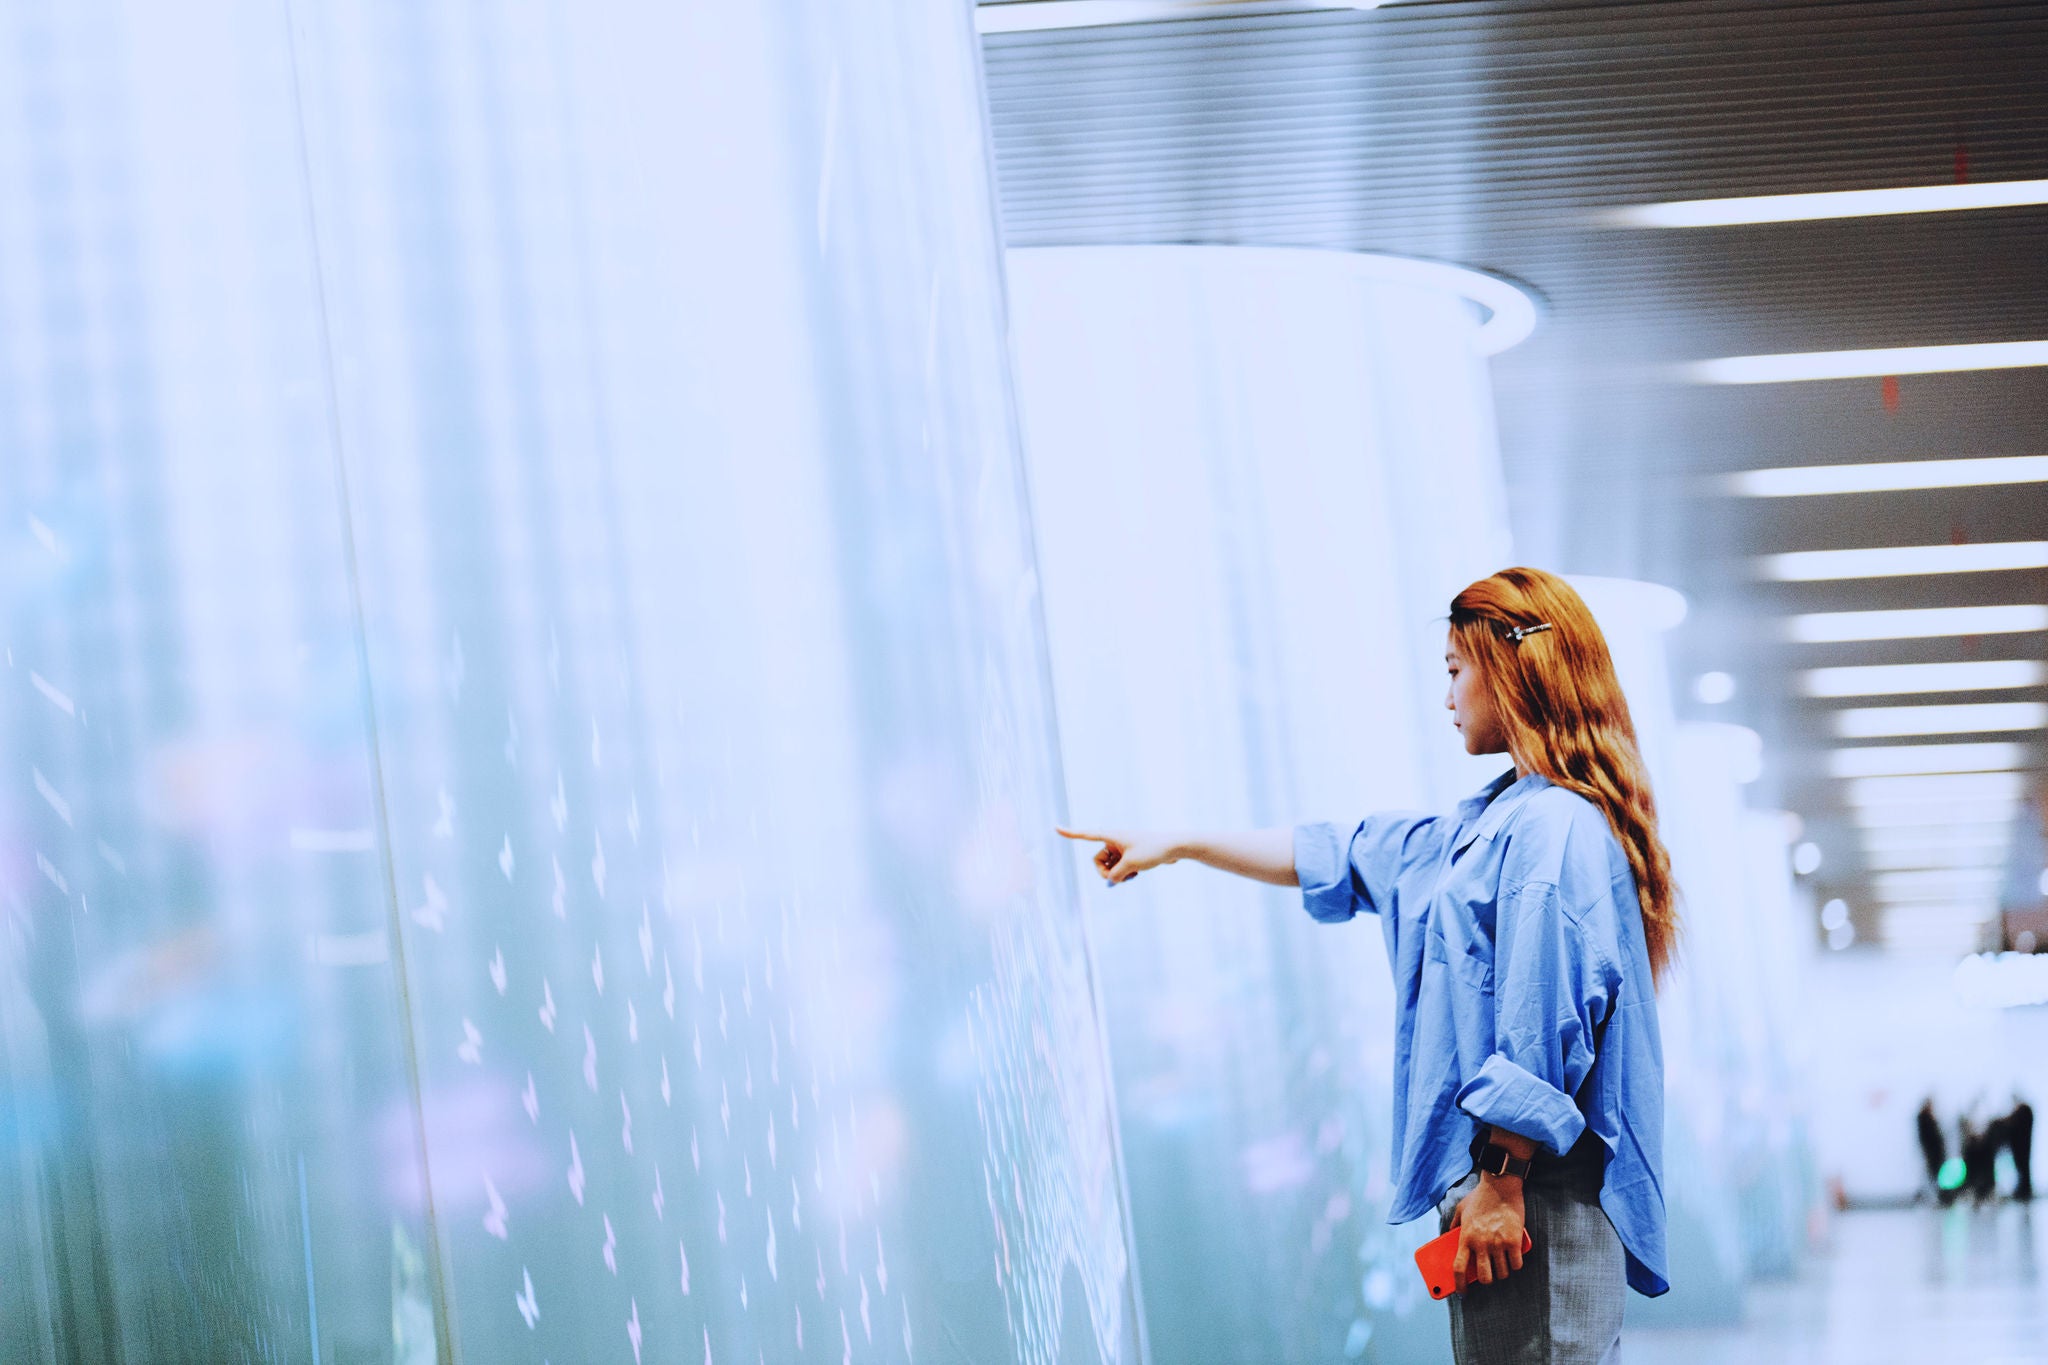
[{"xmin": 1507, "ymin": 622, "xmax": 1554, "ymax": 645}]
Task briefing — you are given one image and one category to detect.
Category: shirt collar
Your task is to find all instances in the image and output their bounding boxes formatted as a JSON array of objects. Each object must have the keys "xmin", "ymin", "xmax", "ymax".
[{"xmin": 1452, "ymin": 769, "xmax": 1552, "ymax": 854}]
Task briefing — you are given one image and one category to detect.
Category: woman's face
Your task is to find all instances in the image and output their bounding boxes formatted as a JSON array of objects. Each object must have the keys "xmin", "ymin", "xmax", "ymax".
[{"xmin": 1446, "ymin": 634, "xmax": 1509, "ymax": 756}]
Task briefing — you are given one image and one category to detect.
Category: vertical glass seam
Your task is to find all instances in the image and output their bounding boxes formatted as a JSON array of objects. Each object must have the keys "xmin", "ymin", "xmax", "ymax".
[
  {"xmin": 960, "ymin": 11, "xmax": 1155, "ymax": 1363},
  {"xmin": 277, "ymin": 3, "xmax": 461, "ymax": 1360}
]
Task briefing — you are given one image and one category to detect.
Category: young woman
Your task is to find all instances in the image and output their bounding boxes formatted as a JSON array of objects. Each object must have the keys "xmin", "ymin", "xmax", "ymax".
[{"xmin": 1061, "ymin": 566, "xmax": 1673, "ymax": 1365}]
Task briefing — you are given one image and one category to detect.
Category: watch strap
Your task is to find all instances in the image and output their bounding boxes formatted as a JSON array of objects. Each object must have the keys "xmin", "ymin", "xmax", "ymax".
[{"xmin": 1477, "ymin": 1141, "xmax": 1534, "ymax": 1180}]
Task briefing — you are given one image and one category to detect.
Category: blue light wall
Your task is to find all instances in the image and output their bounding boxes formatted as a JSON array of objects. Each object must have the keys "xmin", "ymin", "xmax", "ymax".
[{"xmin": 0, "ymin": 4, "xmax": 1141, "ymax": 1362}]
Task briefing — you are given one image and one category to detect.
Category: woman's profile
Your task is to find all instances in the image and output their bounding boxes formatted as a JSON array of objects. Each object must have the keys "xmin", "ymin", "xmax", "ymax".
[{"xmin": 1061, "ymin": 565, "xmax": 1673, "ymax": 1365}]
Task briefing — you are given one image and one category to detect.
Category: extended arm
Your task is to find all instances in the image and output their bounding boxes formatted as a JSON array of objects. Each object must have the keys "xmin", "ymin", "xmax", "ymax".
[{"xmin": 1056, "ymin": 827, "xmax": 1298, "ymax": 887}]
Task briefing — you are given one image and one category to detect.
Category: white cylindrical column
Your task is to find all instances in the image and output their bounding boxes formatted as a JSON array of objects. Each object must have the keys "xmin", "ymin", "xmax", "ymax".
[{"xmin": 1009, "ymin": 244, "xmax": 1527, "ymax": 1361}]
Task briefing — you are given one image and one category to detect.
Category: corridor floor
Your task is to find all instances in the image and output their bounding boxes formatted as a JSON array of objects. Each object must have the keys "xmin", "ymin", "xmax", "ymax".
[{"xmin": 1627, "ymin": 1203, "xmax": 2046, "ymax": 1364}]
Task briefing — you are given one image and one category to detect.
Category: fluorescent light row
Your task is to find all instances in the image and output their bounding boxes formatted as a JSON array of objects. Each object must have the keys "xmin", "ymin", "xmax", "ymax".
[
  {"xmin": 1859, "ymin": 827, "xmax": 2012, "ymax": 853},
  {"xmin": 1761, "ymin": 541, "xmax": 2048, "ymax": 582},
  {"xmin": 1832, "ymin": 701, "xmax": 2048, "ymax": 738},
  {"xmin": 1802, "ymin": 660, "xmax": 2046, "ymax": 697},
  {"xmin": 1825, "ymin": 741, "xmax": 2027, "ymax": 777},
  {"xmin": 1864, "ymin": 846, "xmax": 2010, "ymax": 872},
  {"xmin": 1853, "ymin": 802, "xmax": 2022, "ymax": 829},
  {"xmin": 1692, "ymin": 340, "xmax": 2048, "ymax": 386},
  {"xmin": 975, "ymin": 0, "xmax": 1381, "ymax": 31},
  {"xmin": 1730, "ymin": 455, "xmax": 2048, "ymax": 497},
  {"xmin": 1880, "ymin": 898, "xmax": 1999, "ymax": 916},
  {"xmin": 1874, "ymin": 868, "xmax": 2004, "ymax": 898},
  {"xmin": 1611, "ymin": 179, "xmax": 2048, "ymax": 228},
  {"xmin": 1785, "ymin": 604, "xmax": 2048, "ymax": 643},
  {"xmin": 1846, "ymin": 771, "xmax": 2029, "ymax": 806}
]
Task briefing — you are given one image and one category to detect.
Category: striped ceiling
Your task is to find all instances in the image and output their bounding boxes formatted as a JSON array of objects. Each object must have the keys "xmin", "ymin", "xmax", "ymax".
[{"xmin": 980, "ymin": 0, "xmax": 2048, "ymax": 950}]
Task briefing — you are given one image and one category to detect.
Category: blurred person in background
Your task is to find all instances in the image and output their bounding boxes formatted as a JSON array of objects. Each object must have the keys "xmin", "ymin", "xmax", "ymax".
[
  {"xmin": 1062, "ymin": 567, "xmax": 1674, "ymax": 1365},
  {"xmin": 1916, "ymin": 1098, "xmax": 1948, "ymax": 1205},
  {"xmin": 2009, "ymin": 1095, "xmax": 2034, "ymax": 1203},
  {"xmin": 1961, "ymin": 1107, "xmax": 2002, "ymax": 1205}
]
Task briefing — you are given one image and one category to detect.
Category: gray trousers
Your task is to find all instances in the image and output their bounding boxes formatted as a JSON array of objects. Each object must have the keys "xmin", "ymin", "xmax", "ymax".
[{"xmin": 1433, "ymin": 1141, "xmax": 1625, "ymax": 1365}]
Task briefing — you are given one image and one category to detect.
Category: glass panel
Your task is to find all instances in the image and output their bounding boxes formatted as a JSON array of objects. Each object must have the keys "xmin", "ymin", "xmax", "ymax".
[
  {"xmin": 0, "ymin": 2, "xmax": 432, "ymax": 1361},
  {"xmin": 289, "ymin": 4, "xmax": 1142, "ymax": 1363}
]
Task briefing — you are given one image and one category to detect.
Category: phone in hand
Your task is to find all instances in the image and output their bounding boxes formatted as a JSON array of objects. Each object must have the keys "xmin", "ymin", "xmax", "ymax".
[{"xmin": 1413, "ymin": 1225, "xmax": 1534, "ymax": 1299}]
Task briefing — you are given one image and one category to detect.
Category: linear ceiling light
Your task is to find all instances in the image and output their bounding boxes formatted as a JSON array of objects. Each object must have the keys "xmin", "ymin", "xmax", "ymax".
[
  {"xmin": 1835, "ymin": 704, "xmax": 2048, "ymax": 740},
  {"xmin": 1853, "ymin": 803, "xmax": 2022, "ymax": 830},
  {"xmin": 1833, "ymin": 702, "xmax": 2048, "ymax": 738},
  {"xmin": 1729, "ymin": 455, "xmax": 2048, "ymax": 497},
  {"xmin": 1875, "ymin": 868, "xmax": 2004, "ymax": 899},
  {"xmin": 1879, "ymin": 899, "xmax": 1998, "ymax": 916},
  {"xmin": 1761, "ymin": 541, "xmax": 2048, "ymax": 581},
  {"xmin": 1860, "ymin": 826, "xmax": 2012, "ymax": 849},
  {"xmin": 1825, "ymin": 741, "xmax": 2028, "ymax": 778},
  {"xmin": 1864, "ymin": 847, "xmax": 2012, "ymax": 872},
  {"xmin": 975, "ymin": 0, "xmax": 1381, "ymax": 31},
  {"xmin": 1863, "ymin": 847, "xmax": 2012, "ymax": 872},
  {"xmin": 1691, "ymin": 341, "xmax": 2048, "ymax": 385},
  {"xmin": 1846, "ymin": 771, "xmax": 2029, "ymax": 806},
  {"xmin": 1610, "ymin": 179, "xmax": 2048, "ymax": 228},
  {"xmin": 1784, "ymin": 604, "xmax": 2048, "ymax": 643},
  {"xmin": 1802, "ymin": 660, "xmax": 2047, "ymax": 697}
]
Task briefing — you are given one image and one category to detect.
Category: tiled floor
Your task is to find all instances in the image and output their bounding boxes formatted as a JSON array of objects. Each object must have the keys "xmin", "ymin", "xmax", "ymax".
[{"xmin": 1628, "ymin": 1203, "xmax": 2047, "ymax": 1364}]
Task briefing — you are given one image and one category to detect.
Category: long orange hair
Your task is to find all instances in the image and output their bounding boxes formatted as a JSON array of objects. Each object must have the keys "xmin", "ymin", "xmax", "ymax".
[{"xmin": 1449, "ymin": 567, "xmax": 1680, "ymax": 985}]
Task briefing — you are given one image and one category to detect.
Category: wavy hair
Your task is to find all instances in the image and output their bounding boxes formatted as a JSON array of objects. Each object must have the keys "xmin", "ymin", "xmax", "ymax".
[{"xmin": 1449, "ymin": 567, "xmax": 1679, "ymax": 985}]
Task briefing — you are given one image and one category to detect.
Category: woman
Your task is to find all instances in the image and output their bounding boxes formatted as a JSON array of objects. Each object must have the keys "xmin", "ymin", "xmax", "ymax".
[{"xmin": 1061, "ymin": 567, "xmax": 1672, "ymax": 1365}]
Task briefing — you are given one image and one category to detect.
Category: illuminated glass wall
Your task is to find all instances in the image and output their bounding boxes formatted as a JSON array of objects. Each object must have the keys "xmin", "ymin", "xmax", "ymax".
[
  {"xmin": 1007, "ymin": 246, "xmax": 1520, "ymax": 1365},
  {"xmin": 0, "ymin": 4, "xmax": 1142, "ymax": 1363},
  {"xmin": 0, "ymin": 3, "xmax": 433, "ymax": 1359}
]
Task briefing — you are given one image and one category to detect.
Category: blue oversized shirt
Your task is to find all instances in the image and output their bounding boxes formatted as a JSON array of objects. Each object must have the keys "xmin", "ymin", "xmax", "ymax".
[{"xmin": 1294, "ymin": 770, "xmax": 1669, "ymax": 1296}]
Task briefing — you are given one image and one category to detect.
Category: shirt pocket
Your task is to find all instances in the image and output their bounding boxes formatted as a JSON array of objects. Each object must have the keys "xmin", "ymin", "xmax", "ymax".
[{"xmin": 1425, "ymin": 923, "xmax": 1494, "ymax": 995}]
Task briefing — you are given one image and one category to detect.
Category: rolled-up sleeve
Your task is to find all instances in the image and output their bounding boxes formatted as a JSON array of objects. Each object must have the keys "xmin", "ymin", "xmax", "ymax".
[
  {"xmin": 1293, "ymin": 814, "xmax": 1439, "ymax": 925},
  {"xmin": 1455, "ymin": 880, "xmax": 1610, "ymax": 1157}
]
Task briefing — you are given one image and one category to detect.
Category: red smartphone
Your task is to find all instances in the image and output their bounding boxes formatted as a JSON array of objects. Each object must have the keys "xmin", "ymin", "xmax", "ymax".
[{"xmin": 1414, "ymin": 1225, "xmax": 1534, "ymax": 1299}]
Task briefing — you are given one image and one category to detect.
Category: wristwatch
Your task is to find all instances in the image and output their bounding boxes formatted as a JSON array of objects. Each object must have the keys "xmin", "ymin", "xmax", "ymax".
[{"xmin": 1476, "ymin": 1141, "xmax": 1534, "ymax": 1180}]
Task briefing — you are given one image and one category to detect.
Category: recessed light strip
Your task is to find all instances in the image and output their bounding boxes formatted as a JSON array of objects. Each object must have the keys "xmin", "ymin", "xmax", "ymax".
[
  {"xmin": 1802, "ymin": 660, "xmax": 2047, "ymax": 697},
  {"xmin": 975, "ymin": 0, "xmax": 1382, "ymax": 31},
  {"xmin": 1880, "ymin": 900, "xmax": 1999, "ymax": 916},
  {"xmin": 1853, "ymin": 802, "xmax": 2022, "ymax": 829},
  {"xmin": 1833, "ymin": 702, "xmax": 2048, "ymax": 738},
  {"xmin": 1691, "ymin": 341, "xmax": 2048, "ymax": 385},
  {"xmin": 1874, "ymin": 869, "xmax": 2004, "ymax": 898},
  {"xmin": 1761, "ymin": 541, "xmax": 2048, "ymax": 581},
  {"xmin": 1729, "ymin": 455, "xmax": 2048, "ymax": 497},
  {"xmin": 1864, "ymin": 848, "xmax": 2011, "ymax": 872},
  {"xmin": 1610, "ymin": 179, "xmax": 2048, "ymax": 228},
  {"xmin": 1846, "ymin": 771, "xmax": 2028, "ymax": 806},
  {"xmin": 1824, "ymin": 741, "xmax": 2027, "ymax": 777},
  {"xmin": 1784, "ymin": 605, "xmax": 2048, "ymax": 643},
  {"xmin": 1859, "ymin": 828, "xmax": 2012, "ymax": 850}
]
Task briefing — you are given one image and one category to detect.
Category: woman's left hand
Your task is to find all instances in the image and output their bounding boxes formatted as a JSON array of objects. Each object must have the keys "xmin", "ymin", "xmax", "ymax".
[{"xmin": 1450, "ymin": 1175, "xmax": 1527, "ymax": 1289}]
